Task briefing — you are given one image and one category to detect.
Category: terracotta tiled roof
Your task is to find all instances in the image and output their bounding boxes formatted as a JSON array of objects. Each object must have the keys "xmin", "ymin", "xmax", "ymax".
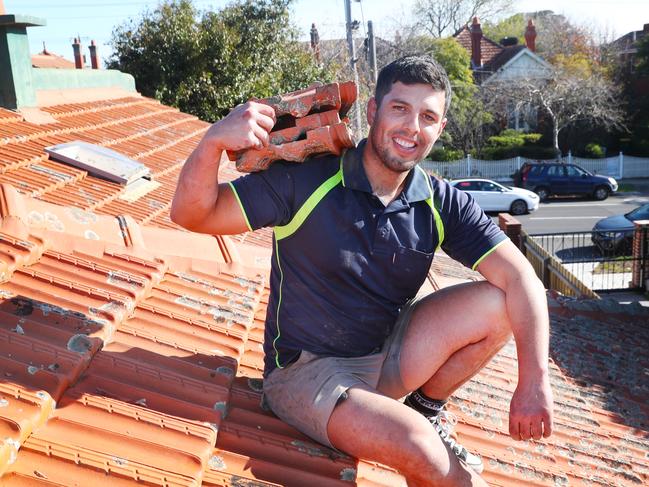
[
  {"xmin": 454, "ymin": 25, "xmax": 504, "ymax": 68},
  {"xmin": 31, "ymin": 51, "xmax": 76, "ymax": 69},
  {"xmin": 0, "ymin": 92, "xmax": 648, "ymax": 485}
]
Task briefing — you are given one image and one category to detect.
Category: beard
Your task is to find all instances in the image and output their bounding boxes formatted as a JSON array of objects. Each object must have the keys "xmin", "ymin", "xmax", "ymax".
[{"xmin": 369, "ymin": 128, "xmax": 427, "ymax": 174}]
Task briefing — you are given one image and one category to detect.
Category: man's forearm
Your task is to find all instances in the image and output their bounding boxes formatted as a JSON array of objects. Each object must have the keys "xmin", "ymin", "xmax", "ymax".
[{"xmin": 505, "ymin": 268, "xmax": 550, "ymax": 379}]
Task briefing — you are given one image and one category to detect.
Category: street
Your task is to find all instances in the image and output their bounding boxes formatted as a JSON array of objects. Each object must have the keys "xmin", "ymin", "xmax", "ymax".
[{"xmin": 490, "ymin": 193, "xmax": 649, "ymax": 234}]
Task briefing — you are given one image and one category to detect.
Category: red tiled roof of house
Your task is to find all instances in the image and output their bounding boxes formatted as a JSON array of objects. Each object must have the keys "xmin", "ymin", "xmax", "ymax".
[
  {"xmin": 0, "ymin": 93, "xmax": 648, "ymax": 485},
  {"xmin": 454, "ymin": 25, "xmax": 504, "ymax": 67},
  {"xmin": 31, "ymin": 51, "xmax": 76, "ymax": 69}
]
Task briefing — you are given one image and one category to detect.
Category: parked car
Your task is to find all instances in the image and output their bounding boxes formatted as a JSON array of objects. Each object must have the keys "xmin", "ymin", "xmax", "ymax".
[
  {"xmin": 513, "ymin": 162, "xmax": 618, "ymax": 201},
  {"xmin": 450, "ymin": 178, "xmax": 539, "ymax": 215},
  {"xmin": 591, "ymin": 203, "xmax": 649, "ymax": 253}
]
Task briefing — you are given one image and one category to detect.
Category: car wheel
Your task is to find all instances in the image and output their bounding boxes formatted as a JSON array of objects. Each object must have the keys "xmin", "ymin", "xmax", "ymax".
[
  {"xmin": 535, "ymin": 187, "xmax": 550, "ymax": 201},
  {"xmin": 593, "ymin": 186, "xmax": 609, "ymax": 201},
  {"xmin": 510, "ymin": 199, "xmax": 528, "ymax": 215}
]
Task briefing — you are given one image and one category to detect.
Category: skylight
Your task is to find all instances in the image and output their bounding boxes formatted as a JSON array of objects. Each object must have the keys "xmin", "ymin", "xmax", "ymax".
[{"xmin": 45, "ymin": 141, "xmax": 150, "ymax": 185}]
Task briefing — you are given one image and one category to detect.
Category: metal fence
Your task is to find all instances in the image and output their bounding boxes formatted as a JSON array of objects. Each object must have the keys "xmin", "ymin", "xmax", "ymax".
[
  {"xmin": 528, "ymin": 229, "xmax": 646, "ymax": 292},
  {"xmin": 421, "ymin": 153, "xmax": 649, "ymax": 181}
]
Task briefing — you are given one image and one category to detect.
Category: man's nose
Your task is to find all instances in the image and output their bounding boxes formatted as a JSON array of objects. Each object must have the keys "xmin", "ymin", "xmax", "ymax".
[{"xmin": 402, "ymin": 113, "xmax": 420, "ymax": 134}]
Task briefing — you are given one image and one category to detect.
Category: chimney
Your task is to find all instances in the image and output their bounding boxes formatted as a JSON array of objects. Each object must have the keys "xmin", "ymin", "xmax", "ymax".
[
  {"xmin": 0, "ymin": 11, "xmax": 46, "ymax": 109},
  {"xmin": 310, "ymin": 23, "xmax": 320, "ymax": 64},
  {"xmin": 89, "ymin": 39, "xmax": 99, "ymax": 69},
  {"xmin": 644, "ymin": 23, "xmax": 649, "ymax": 33},
  {"xmin": 525, "ymin": 19, "xmax": 537, "ymax": 52},
  {"xmin": 72, "ymin": 37, "xmax": 83, "ymax": 69},
  {"xmin": 470, "ymin": 17, "xmax": 482, "ymax": 68}
]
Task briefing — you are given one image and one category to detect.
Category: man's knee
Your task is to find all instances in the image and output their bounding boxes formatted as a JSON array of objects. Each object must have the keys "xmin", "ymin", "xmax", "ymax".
[{"xmin": 398, "ymin": 427, "xmax": 476, "ymax": 486}]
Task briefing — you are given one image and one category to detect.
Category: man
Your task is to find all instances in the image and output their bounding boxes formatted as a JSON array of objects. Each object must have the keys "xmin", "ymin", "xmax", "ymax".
[{"xmin": 171, "ymin": 55, "xmax": 553, "ymax": 486}]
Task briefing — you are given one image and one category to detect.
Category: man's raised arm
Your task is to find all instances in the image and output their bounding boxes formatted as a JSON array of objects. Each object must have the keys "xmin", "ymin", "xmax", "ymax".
[{"xmin": 170, "ymin": 101, "xmax": 276, "ymax": 235}]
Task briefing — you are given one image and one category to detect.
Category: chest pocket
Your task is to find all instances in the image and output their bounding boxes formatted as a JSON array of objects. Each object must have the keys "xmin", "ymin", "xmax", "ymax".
[{"xmin": 392, "ymin": 246, "xmax": 434, "ymax": 298}]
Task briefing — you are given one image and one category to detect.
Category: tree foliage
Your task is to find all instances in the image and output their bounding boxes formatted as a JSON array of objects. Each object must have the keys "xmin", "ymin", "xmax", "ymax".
[
  {"xmin": 107, "ymin": 0, "xmax": 333, "ymax": 121},
  {"xmin": 495, "ymin": 67, "xmax": 626, "ymax": 154},
  {"xmin": 414, "ymin": 0, "xmax": 513, "ymax": 38}
]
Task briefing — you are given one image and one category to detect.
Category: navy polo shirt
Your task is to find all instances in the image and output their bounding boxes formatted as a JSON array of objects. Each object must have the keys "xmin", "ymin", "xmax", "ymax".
[{"xmin": 230, "ymin": 140, "xmax": 507, "ymax": 376}]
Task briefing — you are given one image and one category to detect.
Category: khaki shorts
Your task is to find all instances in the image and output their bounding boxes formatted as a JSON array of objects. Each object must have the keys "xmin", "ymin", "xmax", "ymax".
[{"xmin": 262, "ymin": 297, "xmax": 419, "ymax": 448}]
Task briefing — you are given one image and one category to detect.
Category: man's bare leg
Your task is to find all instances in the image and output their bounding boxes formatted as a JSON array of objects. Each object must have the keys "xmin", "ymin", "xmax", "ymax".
[
  {"xmin": 390, "ymin": 281, "xmax": 512, "ymax": 400},
  {"xmin": 327, "ymin": 386, "xmax": 487, "ymax": 487}
]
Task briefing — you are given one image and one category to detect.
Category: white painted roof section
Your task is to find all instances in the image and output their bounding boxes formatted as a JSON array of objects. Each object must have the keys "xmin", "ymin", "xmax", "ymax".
[
  {"xmin": 45, "ymin": 141, "xmax": 150, "ymax": 185},
  {"xmin": 483, "ymin": 49, "xmax": 552, "ymax": 85}
]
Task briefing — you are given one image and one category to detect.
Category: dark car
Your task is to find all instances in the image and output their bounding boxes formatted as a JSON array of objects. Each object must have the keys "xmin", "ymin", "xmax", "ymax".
[
  {"xmin": 514, "ymin": 162, "xmax": 618, "ymax": 201},
  {"xmin": 592, "ymin": 203, "xmax": 649, "ymax": 253}
]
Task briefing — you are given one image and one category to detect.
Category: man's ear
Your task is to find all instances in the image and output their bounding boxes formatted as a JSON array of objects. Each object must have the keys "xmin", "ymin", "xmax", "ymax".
[
  {"xmin": 438, "ymin": 117, "xmax": 448, "ymax": 137},
  {"xmin": 367, "ymin": 97, "xmax": 377, "ymax": 126}
]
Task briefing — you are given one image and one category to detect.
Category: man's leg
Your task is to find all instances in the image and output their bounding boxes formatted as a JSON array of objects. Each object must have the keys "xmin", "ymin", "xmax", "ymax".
[
  {"xmin": 327, "ymin": 281, "xmax": 512, "ymax": 482},
  {"xmin": 327, "ymin": 386, "xmax": 487, "ymax": 487},
  {"xmin": 389, "ymin": 280, "xmax": 512, "ymax": 399}
]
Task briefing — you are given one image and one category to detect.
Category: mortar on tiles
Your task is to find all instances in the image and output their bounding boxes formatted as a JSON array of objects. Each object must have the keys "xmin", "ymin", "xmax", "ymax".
[
  {"xmin": 213, "ymin": 401, "xmax": 228, "ymax": 419},
  {"xmin": 106, "ymin": 270, "xmax": 143, "ymax": 290},
  {"xmin": 339, "ymin": 467, "xmax": 356, "ymax": 481},
  {"xmin": 84, "ymin": 229, "xmax": 100, "ymax": 240},
  {"xmin": 208, "ymin": 454, "xmax": 226, "ymax": 470},
  {"xmin": 174, "ymin": 295, "xmax": 251, "ymax": 327},
  {"xmin": 66, "ymin": 207, "xmax": 98, "ymax": 224}
]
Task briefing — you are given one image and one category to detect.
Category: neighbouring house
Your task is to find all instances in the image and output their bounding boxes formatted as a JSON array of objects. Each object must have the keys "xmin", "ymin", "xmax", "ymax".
[
  {"xmin": 0, "ymin": 7, "xmax": 648, "ymax": 487},
  {"xmin": 454, "ymin": 17, "xmax": 552, "ymax": 130},
  {"xmin": 607, "ymin": 23, "xmax": 649, "ymax": 97}
]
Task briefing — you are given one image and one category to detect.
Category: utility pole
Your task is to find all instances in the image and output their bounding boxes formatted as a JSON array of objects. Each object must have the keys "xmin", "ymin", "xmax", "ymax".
[
  {"xmin": 344, "ymin": 0, "xmax": 362, "ymax": 138},
  {"xmin": 368, "ymin": 20, "xmax": 377, "ymax": 85}
]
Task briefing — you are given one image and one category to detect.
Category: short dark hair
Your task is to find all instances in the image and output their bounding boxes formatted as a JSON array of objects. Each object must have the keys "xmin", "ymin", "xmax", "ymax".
[{"xmin": 374, "ymin": 55, "xmax": 452, "ymax": 115}]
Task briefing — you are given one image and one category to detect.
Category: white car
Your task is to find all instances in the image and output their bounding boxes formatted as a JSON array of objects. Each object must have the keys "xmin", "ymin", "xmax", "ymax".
[{"xmin": 450, "ymin": 178, "xmax": 539, "ymax": 215}]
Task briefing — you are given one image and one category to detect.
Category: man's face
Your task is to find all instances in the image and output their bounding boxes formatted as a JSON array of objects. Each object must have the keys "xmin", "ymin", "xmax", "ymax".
[{"xmin": 367, "ymin": 82, "xmax": 447, "ymax": 173}]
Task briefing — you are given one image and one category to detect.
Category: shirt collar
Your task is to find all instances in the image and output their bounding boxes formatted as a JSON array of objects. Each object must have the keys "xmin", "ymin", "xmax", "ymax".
[{"xmin": 341, "ymin": 138, "xmax": 431, "ymax": 203}]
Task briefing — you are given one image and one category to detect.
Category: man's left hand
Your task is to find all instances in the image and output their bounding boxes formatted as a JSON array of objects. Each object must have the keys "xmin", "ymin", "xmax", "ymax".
[{"xmin": 508, "ymin": 373, "xmax": 554, "ymax": 441}]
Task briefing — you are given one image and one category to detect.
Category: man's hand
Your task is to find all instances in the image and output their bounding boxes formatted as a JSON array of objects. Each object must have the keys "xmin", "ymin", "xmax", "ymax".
[
  {"xmin": 203, "ymin": 101, "xmax": 276, "ymax": 154},
  {"xmin": 509, "ymin": 373, "xmax": 554, "ymax": 441}
]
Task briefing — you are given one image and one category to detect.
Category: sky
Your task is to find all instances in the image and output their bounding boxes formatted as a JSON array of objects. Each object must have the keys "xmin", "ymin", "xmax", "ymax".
[{"xmin": 4, "ymin": 0, "xmax": 649, "ymax": 65}]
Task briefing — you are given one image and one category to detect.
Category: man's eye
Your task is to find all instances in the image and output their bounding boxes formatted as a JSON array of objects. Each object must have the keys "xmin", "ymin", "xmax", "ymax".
[{"xmin": 423, "ymin": 114, "xmax": 436, "ymax": 122}]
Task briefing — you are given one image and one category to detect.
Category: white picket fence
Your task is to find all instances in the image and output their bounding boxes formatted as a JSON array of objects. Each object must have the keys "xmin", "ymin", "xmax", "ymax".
[{"xmin": 421, "ymin": 153, "xmax": 649, "ymax": 181}]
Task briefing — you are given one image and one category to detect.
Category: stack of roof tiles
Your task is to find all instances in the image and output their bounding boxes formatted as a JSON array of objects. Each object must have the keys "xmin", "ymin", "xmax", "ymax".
[
  {"xmin": 230, "ymin": 81, "xmax": 357, "ymax": 173},
  {"xmin": 0, "ymin": 92, "xmax": 647, "ymax": 486}
]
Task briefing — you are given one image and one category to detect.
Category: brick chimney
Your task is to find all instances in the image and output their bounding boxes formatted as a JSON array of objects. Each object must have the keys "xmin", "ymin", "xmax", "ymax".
[
  {"xmin": 89, "ymin": 39, "xmax": 99, "ymax": 69},
  {"xmin": 470, "ymin": 16, "xmax": 482, "ymax": 68},
  {"xmin": 72, "ymin": 37, "xmax": 83, "ymax": 69},
  {"xmin": 0, "ymin": 10, "xmax": 46, "ymax": 109},
  {"xmin": 525, "ymin": 19, "xmax": 537, "ymax": 52}
]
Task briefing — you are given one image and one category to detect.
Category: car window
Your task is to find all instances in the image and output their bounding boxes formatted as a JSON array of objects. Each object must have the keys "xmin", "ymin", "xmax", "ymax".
[
  {"xmin": 482, "ymin": 182, "xmax": 501, "ymax": 192},
  {"xmin": 547, "ymin": 165, "xmax": 564, "ymax": 177},
  {"xmin": 528, "ymin": 166, "xmax": 542, "ymax": 176},
  {"xmin": 566, "ymin": 165, "xmax": 587, "ymax": 177},
  {"xmin": 456, "ymin": 181, "xmax": 481, "ymax": 191},
  {"xmin": 628, "ymin": 204, "xmax": 649, "ymax": 221}
]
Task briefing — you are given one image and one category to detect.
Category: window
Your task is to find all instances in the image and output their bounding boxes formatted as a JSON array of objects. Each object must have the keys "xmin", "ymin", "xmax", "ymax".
[
  {"xmin": 45, "ymin": 141, "xmax": 150, "ymax": 185},
  {"xmin": 566, "ymin": 165, "xmax": 587, "ymax": 177},
  {"xmin": 547, "ymin": 165, "xmax": 564, "ymax": 177},
  {"xmin": 481, "ymin": 182, "xmax": 501, "ymax": 192}
]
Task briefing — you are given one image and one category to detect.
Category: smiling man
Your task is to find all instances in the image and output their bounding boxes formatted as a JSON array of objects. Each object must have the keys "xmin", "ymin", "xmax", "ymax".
[{"xmin": 171, "ymin": 55, "xmax": 553, "ymax": 486}]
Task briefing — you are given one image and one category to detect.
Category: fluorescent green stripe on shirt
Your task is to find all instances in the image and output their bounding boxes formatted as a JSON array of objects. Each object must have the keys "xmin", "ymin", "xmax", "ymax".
[
  {"xmin": 228, "ymin": 182, "xmax": 253, "ymax": 232},
  {"xmin": 472, "ymin": 238, "xmax": 507, "ymax": 270}
]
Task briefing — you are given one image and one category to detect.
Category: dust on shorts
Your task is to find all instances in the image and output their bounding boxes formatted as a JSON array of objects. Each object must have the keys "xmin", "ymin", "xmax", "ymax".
[{"xmin": 262, "ymin": 297, "xmax": 420, "ymax": 448}]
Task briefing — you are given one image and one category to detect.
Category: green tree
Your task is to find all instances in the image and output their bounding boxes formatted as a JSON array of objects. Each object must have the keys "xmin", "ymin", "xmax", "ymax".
[
  {"xmin": 107, "ymin": 0, "xmax": 334, "ymax": 122},
  {"xmin": 482, "ymin": 13, "xmax": 526, "ymax": 45},
  {"xmin": 428, "ymin": 38, "xmax": 493, "ymax": 155}
]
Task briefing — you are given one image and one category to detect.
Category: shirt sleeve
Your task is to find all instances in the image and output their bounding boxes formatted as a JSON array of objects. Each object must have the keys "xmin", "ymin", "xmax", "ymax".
[
  {"xmin": 229, "ymin": 161, "xmax": 296, "ymax": 231},
  {"xmin": 435, "ymin": 178, "xmax": 508, "ymax": 270}
]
